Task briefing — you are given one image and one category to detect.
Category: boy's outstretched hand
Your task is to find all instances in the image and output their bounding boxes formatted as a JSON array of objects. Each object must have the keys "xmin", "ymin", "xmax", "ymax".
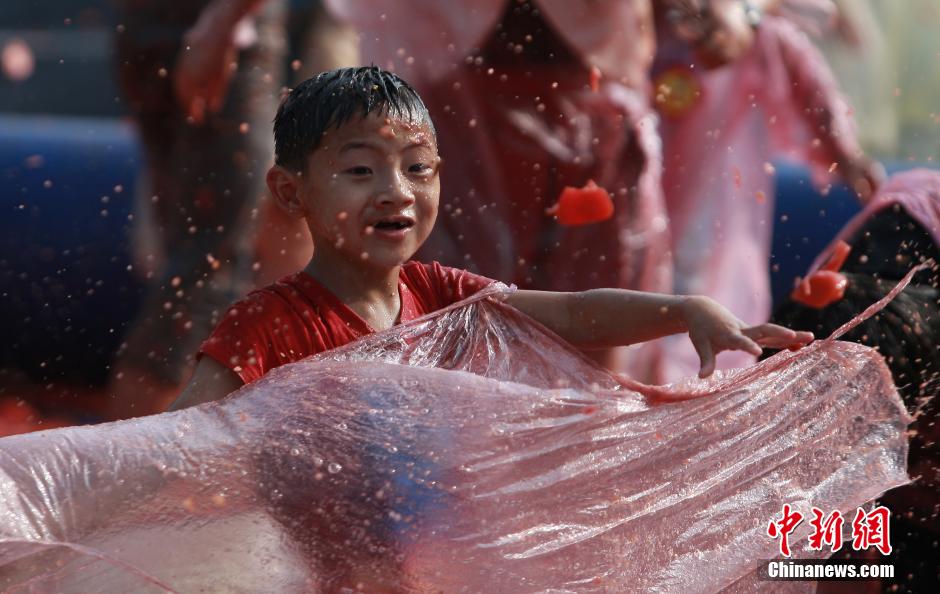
[
  {"xmin": 681, "ymin": 296, "xmax": 814, "ymax": 378},
  {"xmin": 506, "ymin": 288, "xmax": 814, "ymax": 379}
]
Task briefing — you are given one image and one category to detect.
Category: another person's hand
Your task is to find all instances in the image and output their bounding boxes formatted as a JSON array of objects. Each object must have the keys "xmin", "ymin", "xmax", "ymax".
[
  {"xmin": 838, "ymin": 156, "xmax": 885, "ymax": 204},
  {"xmin": 681, "ymin": 296, "xmax": 814, "ymax": 378},
  {"xmin": 173, "ymin": 19, "xmax": 239, "ymax": 124}
]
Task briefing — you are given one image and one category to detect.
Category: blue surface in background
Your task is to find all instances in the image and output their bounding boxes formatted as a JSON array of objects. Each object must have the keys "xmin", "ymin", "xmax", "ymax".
[
  {"xmin": 0, "ymin": 115, "xmax": 922, "ymax": 384},
  {"xmin": 768, "ymin": 161, "xmax": 863, "ymax": 303},
  {"xmin": 0, "ymin": 115, "xmax": 142, "ymax": 384}
]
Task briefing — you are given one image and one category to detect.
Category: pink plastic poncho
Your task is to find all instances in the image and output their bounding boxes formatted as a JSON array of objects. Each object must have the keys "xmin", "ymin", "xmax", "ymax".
[
  {"xmin": 324, "ymin": 0, "xmax": 654, "ymax": 91},
  {"xmin": 652, "ymin": 12, "xmax": 865, "ymax": 382},
  {"xmin": 0, "ymin": 283, "xmax": 910, "ymax": 592}
]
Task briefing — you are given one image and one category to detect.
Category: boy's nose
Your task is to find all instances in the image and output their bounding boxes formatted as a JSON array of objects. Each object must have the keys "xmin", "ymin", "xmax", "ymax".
[{"xmin": 376, "ymin": 173, "xmax": 415, "ymax": 207}]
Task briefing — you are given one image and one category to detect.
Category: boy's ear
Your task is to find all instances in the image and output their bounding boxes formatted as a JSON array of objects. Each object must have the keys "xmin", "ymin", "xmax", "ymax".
[{"xmin": 266, "ymin": 165, "xmax": 307, "ymax": 219}]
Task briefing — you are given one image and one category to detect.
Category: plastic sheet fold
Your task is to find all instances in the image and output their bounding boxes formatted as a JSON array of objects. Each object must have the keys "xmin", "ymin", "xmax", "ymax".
[{"xmin": 0, "ymin": 284, "xmax": 910, "ymax": 592}]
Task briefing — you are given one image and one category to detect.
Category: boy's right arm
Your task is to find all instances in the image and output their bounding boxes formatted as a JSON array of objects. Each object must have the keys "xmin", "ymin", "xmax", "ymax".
[{"xmin": 168, "ymin": 357, "xmax": 244, "ymax": 411}]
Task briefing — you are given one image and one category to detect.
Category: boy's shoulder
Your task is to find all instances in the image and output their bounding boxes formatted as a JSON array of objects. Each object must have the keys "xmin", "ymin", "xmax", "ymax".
[
  {"xmin": 219, "ymin": 271, "xmax": 326, "ymax": 323},
  {"xmin": 235, "ymin": 271, "xmax": 312, "ymax": 302},
  {"xmin": 219, "ymin": 262, "xmax": 493, "ymax": 326},
  {"xmin": 400, "ymin": 260, "xmax": 495, "ymax": 307}
]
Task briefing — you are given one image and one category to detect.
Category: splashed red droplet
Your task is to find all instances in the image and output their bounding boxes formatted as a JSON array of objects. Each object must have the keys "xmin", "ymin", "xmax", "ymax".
[
  {"xmin": 589, "ymin": 66, "xmax": 601, "ymax": 92},
  {"xmin": 2, "ymin": 38, "xmax": 34, "ymax": 82}
]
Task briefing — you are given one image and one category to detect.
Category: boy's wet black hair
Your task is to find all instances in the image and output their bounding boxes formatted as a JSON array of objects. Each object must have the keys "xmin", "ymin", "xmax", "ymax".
[{"xmin": 273, "ymin": 66, "xmax": 435, "ymax": 172}]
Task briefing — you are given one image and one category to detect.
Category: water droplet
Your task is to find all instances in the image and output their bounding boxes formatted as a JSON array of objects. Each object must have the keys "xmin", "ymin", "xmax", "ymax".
[
  {"xmin": 2, "ymin": 38, "xmax": 35, "ymax": 82},
  {"xmin": 327, "ymin": 462, "xmax": 342, "ymax": 474}
]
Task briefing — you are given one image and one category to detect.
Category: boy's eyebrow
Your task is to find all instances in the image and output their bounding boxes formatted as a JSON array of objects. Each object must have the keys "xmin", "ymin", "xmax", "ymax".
[
  {"xmin": 405, "ymin": 139, "xmax": 434, "ymax": 149},
  {"xmin": 338, "ymin": 139, "xmax": 434, "ymax": 153},
  {"xmin": 338, "ymin": 140, "xmax": 378, "ymax": 154}
]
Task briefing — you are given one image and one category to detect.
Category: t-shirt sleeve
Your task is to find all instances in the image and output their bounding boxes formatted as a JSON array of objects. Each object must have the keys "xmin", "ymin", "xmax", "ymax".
[
  {"xmin": 198, "ymin": 291, "xmax": 281, "ymax": 385},
  {"xmin": 412, "ymin": 261, "xmax": 496, "ymax": 309}
]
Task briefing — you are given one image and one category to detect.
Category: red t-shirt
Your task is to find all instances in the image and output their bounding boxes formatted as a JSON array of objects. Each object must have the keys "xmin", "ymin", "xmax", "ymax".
[{"xmin": 199, "ymin": 261, "xmax": 494, "ymax": 384}]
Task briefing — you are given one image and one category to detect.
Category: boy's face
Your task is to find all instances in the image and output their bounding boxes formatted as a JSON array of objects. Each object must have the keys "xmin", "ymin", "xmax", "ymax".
[{"xmin": 292, "ymin": 112, "xmax": 440, "ymax": 271}]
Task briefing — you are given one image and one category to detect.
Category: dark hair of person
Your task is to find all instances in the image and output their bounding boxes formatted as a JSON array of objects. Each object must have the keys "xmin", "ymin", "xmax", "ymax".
[
  {"xmin": 770, "ymin": 207, "xmax": 940, "ymax": 411},
  {"xmin": 273, "ymin": 66, "xmax": 435, "ymax": 172}
]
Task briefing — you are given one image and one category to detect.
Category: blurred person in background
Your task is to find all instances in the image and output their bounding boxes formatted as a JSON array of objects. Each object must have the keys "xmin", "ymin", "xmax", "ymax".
[
  {"xmin": 650, "ymin": 0, "xmax": 881, "ymax": 381},
  {"xmin": 109, "ymin": 0, "xmax": 356, "ymax": 419}
]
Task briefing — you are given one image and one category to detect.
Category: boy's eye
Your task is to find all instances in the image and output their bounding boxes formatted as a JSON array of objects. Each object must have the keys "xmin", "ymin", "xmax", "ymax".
[
  {"xmin": 409, "ymin": 163, "xmax": 433, "ymax": 175},
  {"xmin": 345, "ymin": 166, "xmax": 372, "ymax": 176}
]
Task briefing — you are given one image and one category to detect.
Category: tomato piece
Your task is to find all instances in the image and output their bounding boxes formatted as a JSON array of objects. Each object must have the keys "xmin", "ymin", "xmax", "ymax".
[
  {"xmin": 821, "ymin": 239, "xmax": 852, "ymax": 272},
  {"xmin": 790, "ymin": 270, "xmax": 848, "ymax": 309},
  {"xmin": 546, "ymin": 180, "xmax": 615, "ymax": 226}
]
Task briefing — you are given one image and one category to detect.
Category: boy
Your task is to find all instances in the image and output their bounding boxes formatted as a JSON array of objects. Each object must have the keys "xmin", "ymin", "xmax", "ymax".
[{"xmin": 170, "ymin": 66, "xmax": 812, "ymax": 412}]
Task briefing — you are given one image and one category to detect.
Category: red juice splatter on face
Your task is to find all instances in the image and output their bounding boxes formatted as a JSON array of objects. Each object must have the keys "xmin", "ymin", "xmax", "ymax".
[{"xmin": 546, "ymin": 180, "xmax": 615, "ymax": 226}]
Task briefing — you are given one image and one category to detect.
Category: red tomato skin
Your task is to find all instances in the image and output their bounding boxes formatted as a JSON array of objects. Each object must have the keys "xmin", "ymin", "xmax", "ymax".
[
  {"xmin": 790, "ymin": 270, "xmax": 848, "ymax": 309},
  {"xmin": 547, "ymin": 180, "xmax": 615, "ymax": 226}
]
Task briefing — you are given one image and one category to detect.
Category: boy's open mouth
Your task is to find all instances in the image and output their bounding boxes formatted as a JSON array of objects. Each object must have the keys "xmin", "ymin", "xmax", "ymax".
[{"xmin": 371, "ymin": 216, "xmax": 415, "ymax": 231}]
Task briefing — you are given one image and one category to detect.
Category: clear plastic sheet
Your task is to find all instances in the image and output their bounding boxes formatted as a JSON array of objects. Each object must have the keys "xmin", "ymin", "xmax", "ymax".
[{"xmin": 0, "ymin": 284, "xmax": 911, "ymax": 593}]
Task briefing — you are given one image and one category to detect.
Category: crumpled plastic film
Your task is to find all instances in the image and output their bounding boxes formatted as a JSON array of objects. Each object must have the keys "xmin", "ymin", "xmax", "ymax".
[{"xmin": 0, "ymin": 284, "xmax": 911, "ymax": 593}]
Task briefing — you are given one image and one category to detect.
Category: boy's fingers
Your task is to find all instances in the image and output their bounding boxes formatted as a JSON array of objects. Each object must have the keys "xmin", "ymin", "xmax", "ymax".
[
  {"xmin": 691, "ymin": 335, "xmax": 715, "ymax": 379},
  {"xmin": 730, "ymin": 334, "xmax": 763, "ymax": 357},
  {"xmin": 744, "ymin": 325, "xmax": 815, "ymax": 348},
  {"xmin": 773, "ymin": 330, "xmax": 814, "ymax": 346},
  {"xmin": 794, "ymin": 330, "xmax": 815, "ymax": 343},
  {"xmin": 743, "ymin": 324, "xmax": 793, "ymax": 340}
]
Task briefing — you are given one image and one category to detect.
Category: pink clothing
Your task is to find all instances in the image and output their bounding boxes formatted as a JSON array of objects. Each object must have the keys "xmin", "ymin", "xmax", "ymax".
[
  {"xmin": 325, "ymin": 0, "xmax": 655, "ymax": 90},
  {"xmin": 653, "ymin": 15, "xmax": 863, "ymax": 381},
  {"xmin": 415, "ymin": 63, "xmax": 668, "ymax": 295}
]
